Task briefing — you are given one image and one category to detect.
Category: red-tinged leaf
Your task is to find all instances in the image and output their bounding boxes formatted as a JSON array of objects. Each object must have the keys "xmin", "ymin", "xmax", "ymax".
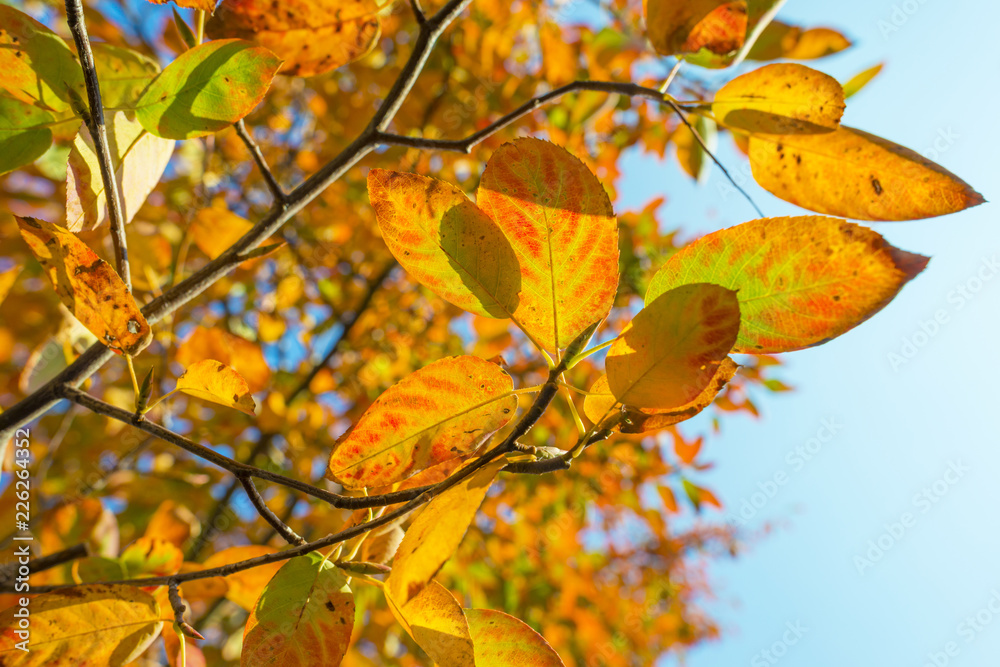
[
  {"xmin": 16, "ymin": 216, "xmax": 152, "ymax": 356},
  {"xmin": 477, "ymin": 138, "xmax": 619, "ymax": 352},
  {"xmin": 175, "ymin": 359, "xmax": 257, "ymax": 416},
  {"xmin": 242, "ymin": 552, "xmax": 355, "ymax": 666},
  {"xmin": 0, "ymin": 585, "xmax": 164, "ymax": 666},
  {"xmin": 0, "ymin": 5, "xmax": 85, "ymax": 113},
  {"xmin": 713, "ymin": 63, "xmax": 844, "ymax": 134},
  {"xmin": 748, "ymin": 126, "xmax": 984, "ymax": 220},
  {"xmin": 647, "ymin": 216, "xmax": 930, "ymax": 352},
  {"xmin": 66, "ymin": 111, "xmax": 175, "ymax": 231},
  {"xmin": 606, "ymin": 284, "xmax": 740, "ymax": 411},
  {"xmin": 386, "ymin": 460, "xmax": 504, "ymax": 606},
  {"xmin": 680, "ymin": 1, "xmax": 747, "ymax": 55},
  {"xmin": 207, "ymin": 0, "xmax": 381, "ymax": 77},
  {"xmin": 385, "ymin": 581, "xmax": 475, "ymax": 667},
  {"xmin": 135, "ymin": 39, "xmax": 281, "ymax": 140},
  {"xmin": 367, "ymin": 169, "xmax": 521, "ymax": 321},
  {"xmin": 645, "ymin": 0, "xmax": 744, "ymax": 56},
  {"xmin": 465, "ymin": 608, "xmax": 566, "ymax": 667},
  {"xmin": 326, "ymin": 356, "xmax": 515, "ymax": 489}
]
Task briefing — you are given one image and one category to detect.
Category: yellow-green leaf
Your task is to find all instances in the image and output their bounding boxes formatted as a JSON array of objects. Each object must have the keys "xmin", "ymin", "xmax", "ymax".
[
  {"xmin": 466, "ymin": 608, "xmax": 566, "ymax": 667},
  {"xmin": 712, "ymin": 63, "xmax": 844, "ymax": 134},
  {"xmin": 242, "ymin": 552, "xmax": 355, "ymax": 666},
  {"xmin": 0, "ymin": 5, "xmax": 85, "ymax": 113},
  {"xmin": 842, "ymin": 63, "xmax": 884, "ymax": 99},
  {"xmin": 175, "ymin": 359, "xmax": 257, "ymax": 416},
  {"xmin": 0, "ymin": 94, "xmax": 53, "ymax": 175},
  {"xmin": 386, "ymin": 459, "xmax": 504, "ymax": 606},
  {"xmin": 0, "ymin": 584, "xmax": 164, "ymax": 666},
  {"xmin": 646, "ymin": 216, "xmax": 929, "ymax": 352},
  {"xmin": 606, "ymin": 284, "xmax": 740, "ymax": 410},
  {"xmin": 477, "ymin": 138, "xmax": 619, "ymax": 352},
  {"xmin": 368, "ymin": 169, "xmax": 521, "ymax": 320},
  {"xmin": 748, "ymin": 126, "xmax": 984, "ymax": 220},
  {"xmin": 326, "ymin": 356, "xmax": 515, "ymax": 489},
  {"xmin": 92, "ymin": 43, "xmax": 161, "ymax": 109},
  {"xmin": 134, "ymin": 39, "xmax": 281, "ymax": 140},
  {"xmin": 385, "ymin": 581, "xmax": 475, "ymax": 667}
]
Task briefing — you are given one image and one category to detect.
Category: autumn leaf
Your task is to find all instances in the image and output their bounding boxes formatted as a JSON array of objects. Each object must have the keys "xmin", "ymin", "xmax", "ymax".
[
  {"xmin": 242, "ymin": 552, "xmax": 355, "ymax": 666},
  {"xmin": 146, "ymin": 0, "xmax": 216, "ymax": 11},
  {"xmin": 645, "ymin": 0, "xmax": 745, "ymax": 57},
  {"xmin": 748, "ymin": 126, "xmax": 984, "ymax": 220},
  {"xmin": 712, "ymin": 63, "xmax": 844, "ymax": 134},
  {"xmin": 16, "ymin": 216, "xmax": 152, "ymax": 356},
  {"xmin": 477, "ymin": 138, "xmax": 619, "ymax": 352},
  {"xmin": 134, "ymin": 39, "xmax": 281, "ymax": 139},
  {"xmin": 183, "ymin": 546, "xmax": 283, "ymax": 610},
  {"xmin": 144, "ymin": 500, "xmax": 199, "ymax": 549},
  {"xmin": 386, "ymin": 460, "xmax": 505, "ymax": 606},
  {"xmin": 647, "ymin": 216, "xmax": 930, "ymax": 352},
  {"xmin": 0, "ymin": 267, "xmax": 21, "ymax": 307},
  {"xmin": 606, "ymin": 284, "xmax": 740, "ymax": 411},
  {"xmin": 683, "ymin": 478, "xmax": 723, "ymax": 511},
  {"xmin": 189, "ymin": 204, "xmax": 254, "ymax": 259},
  {"xmin": 176, "ymin": 326, "xmax": 271, "ymax": 392},
  {"xmin": 66, "ymin": 111, "xmax": 175, "ymax": 231},
  {"xmin": 207, "ymin": 0, "xmax": 381, "ymax": 77},
  {"xmin": 466, "ymin": 608, "xmax": 566, "ymax": 666},
  {"xmin": 0, "ymin": 94, "xmax": 53, "ymax": 175},
  {"xmin": 0, "ymin": 5, "xmax": 85, "ymax": 113},
  {"xmin": 386, "ymin": 581, "xmax": 476, "ymax": 667},
  {"xmin": 120, "ymin": 537, "xmax": 184, "ymax": 578},
  {"xmin": 842, "ymin": 63, "xmax": 884, "ymax": 99},
  {"xmin": 582, "ymin": 374, "xmax": 619, "ymax": 428},
  {"xmin": 368, "ymin": 169, "xmax": 521, "ymax": 321},
  {"xmin": 174, "ymin": 359, "xmax": 257, "ymax": 415},
  {"xmin": 747, "ymin": 20, "xmax": 852, "ymax": 61},
  {"xmin": 327, "ymin": 357, "xmax": 515, "ymax": 489},
  {"xmin": 0, "ymin": 585, "xmax": 164, "ymax": 666},
  {"xmin": 673, "ymin": 116, "xmax": 716, "ymax": 182},
  {"xmin": 92, "ymin": 43, "xmax": 161, "ymax": 109}
]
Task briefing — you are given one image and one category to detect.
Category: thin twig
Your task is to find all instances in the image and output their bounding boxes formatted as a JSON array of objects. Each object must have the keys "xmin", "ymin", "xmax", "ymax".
[
  {"xmin": 234, "ymin": 119, "xmax": 287, "ymax": 206},
  {"xmin": 64, "ymin": 0, "xmax": 131, "ymax": 288},
  {"xmin": 409, "ymin": 0, "xmax": 427, "ymax": 24},
  {"xmin": 168, "ymin": 581, "xmax": 205, "ymax": 640},
  {"xmin": 238, "ymin": 476, "xmax": 307, "ymax": 546}
]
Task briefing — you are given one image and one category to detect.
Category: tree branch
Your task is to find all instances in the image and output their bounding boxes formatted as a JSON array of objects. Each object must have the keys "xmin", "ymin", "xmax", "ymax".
[
  {"xmin": 0, "ymin": 543, "xmax": 89, "ymax": 586},
  {"xmin": 234, "ymin": 119, "xmax": 287, "ymax": 206},
  {"xmin": 168, "ymin": 581, "xmax": 205, "ymax": 640},
  {"xmin": 64, "ymin": 0, "xmax": 131, "ymax": 289},
  {"xmin": 238, "ymin": 476, "xmax": 306, "ymax": 546}
]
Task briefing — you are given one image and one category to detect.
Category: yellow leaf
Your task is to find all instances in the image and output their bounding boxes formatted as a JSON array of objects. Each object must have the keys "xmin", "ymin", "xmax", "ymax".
[
  {"xmin": 747, "ymin": 21, "xmax": 852, "ymax": 61},
  {"xmin": 0, "ymin": 267, "xmax": 20, "ymax": 307},
  {"xmin": 385, "ymin": 581, "xmax": 475, "ymax": 667},
  {"xmin": 175, "ymin": 359, "xmax": 257, "ymax": 416},
  {"xmin": 144, "ymin": 500, "xmax": 199, "ymax": 549},
  {"xmin": 176, "ymin": 326, "xmax": 271, "ymax": 393},
  {"xmin": 621, "ymin": 359, "xmax": 739, "ymax": 433},
  {"xmin": 466, "ymin": 608, "xmax": 566, "ymax": 666},
  {"xmin": 16, "ymin": 217, "xmax": 152, "ymax": 356},
  {"xmin": 386, "ymin": 460, "xmax": 504, "ymax": 606},
  {"xmin": 477, "ymin": 138, "xmax": 619, "ymax": 352},
  {"xmin": 189, "ymin": 204, "xmax": 254, "ymax": 260},
  {"xmin": 606, "ymin": 284, "xmax": 740, "ymax": 411},
  {"xmin": 748, "ymin": 126, "xmax": 984, "ymax": 220},
  {"xmin": 184, "ymin": 546, "xmax": 282, "ymax": 611},
  {"xmin": 582, "ymin": 374, "xmax": 618, "ymax": 427},
  {"xmin": 327, "ymin": 356, "xmax": 515, "ymax": 489},
  {"xmin": 842, "ymin": 63, "xmax": 884, "ymax": 99},
  {"xmin": 0, "ymin": 584, "xmax": 164, "ymax": 666},
  {"xmin": 207, "ymin": 0, "xmax": 381, "ymax": 77},
  {"xmin": 713, "ymin": 63, "xmax": 844, "ymax": 134}
]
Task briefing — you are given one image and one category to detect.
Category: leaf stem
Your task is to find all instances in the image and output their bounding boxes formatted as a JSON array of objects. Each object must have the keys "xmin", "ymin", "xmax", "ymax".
[{"xmin": 566, "ymin": 338, "xmax": 615, "ymax": 369}]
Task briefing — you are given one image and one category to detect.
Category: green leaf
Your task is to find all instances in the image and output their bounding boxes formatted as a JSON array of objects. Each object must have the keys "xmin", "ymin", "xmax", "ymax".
[
  {"xmin": 842, "ymin": 63, "xmax": 884, "ymax": 99},
  {"xmin": 242, "ymin": 552, "xmax": 355, "ymax": 666},
  {"xmin": 0, "ymin": 94, "xmax": 54, "ymax": 175},
  {"xmin": 135, "ymin": 39, "xmax": 281, "ymax": 140},
  {"xmin": 92, "ymin": 43, "xmax": 161, "ymax": 109}
]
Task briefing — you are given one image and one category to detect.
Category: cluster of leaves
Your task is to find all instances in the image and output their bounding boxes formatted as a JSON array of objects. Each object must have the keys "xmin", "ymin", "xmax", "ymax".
[{"xmin": 0, "ymin": 0, "xmax": 983, "ymax": 665}]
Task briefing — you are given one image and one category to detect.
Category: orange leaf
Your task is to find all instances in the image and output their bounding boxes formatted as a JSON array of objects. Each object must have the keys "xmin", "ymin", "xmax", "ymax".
[
  {"xmin": 184, "ymin": 546, "xmax": 282, "ymax": 611},
  {"xmin": 189, "ymin": 205, "xmax": 253, "ymax": 260},
  {"xmin": 207, "ymin": 0, "xmax": 381, "ymax": 77},
  {"xmin": 242, "ymin": 552, "xmax": 354, "ymax": 666},
  {"xmin": 465, "ymin": 608, "xmax": 566, "ymax": 666},
  {"xmin": 144, "ymin": 500, "xmax": 199, "ymax": 549},
  {"xmin": 713, "ymin": 63, "xmax": 844, "ymax": 134},
  {"xmin": 647, "ymin": 216, "xmax": 929, "ymax": 352},
  {"xmin": 621, "ymin": 359, "xmax": 739, "ymax": 433},
  {"xmin": 176, "ymin": 326, "xmax": 271, "ymax": 392},
  {"xmin": 175, "ymin": 359, "xmax": 257, "ymax": 416},
  {"xmin": 386, "ymin": 460, "xmax": 504, "ymax": 606},
  {"xmin": 645, "ymin": 0, "xmax": 745, "ymax": 56},
  {"xmin": 748, "ymin": 21, "xmax": 852, "ymax": 61},
  {"xmin": 748, "ymin": 126, "xmax": 984, "ymax": 220},
  {"xmin": 146, "ymin": 0, "xmax": 215, "ymax": 11},
  {"xmin": 0, "ymin": 584, "xmax": 164, "ymax": 666},
  {"xmin": 477, "ymin": 138, "xmax": 619, "ymax": 352},
  {"xmin": 327, "ymin": 356, "xmax": 515, "ymax": 489},
  {"xmin": 16, "ymin": 216, "xmax": 152, "ymax": 356},
  {"xmin": 606, "ymin": 284, "xmax": 740, "ymax": 411},
  {"xmin": 385, "ymin": 581, "xmax": 475, "ymax": 667}
]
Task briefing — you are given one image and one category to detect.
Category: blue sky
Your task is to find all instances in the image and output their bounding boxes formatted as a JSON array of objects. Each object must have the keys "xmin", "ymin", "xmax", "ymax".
[{"xmin": 611, "ymin": 1, "xmax": 1000, "ymax": 665}]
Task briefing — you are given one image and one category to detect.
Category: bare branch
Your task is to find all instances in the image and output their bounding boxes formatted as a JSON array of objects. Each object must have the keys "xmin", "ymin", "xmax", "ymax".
[
  {"xmin": 234, "ymin": 119, "xmax": 287, "ymax": 206},
  {"xmin": 168, "ymin": 582, "xmax": 205, "ymax": 640},
  {"xmin": 64, "ymin": 0, "xmax": 131, "ymax": 289},
  {"xmin": 0, "ymin": 543, "xmax": 89, "ymax": 587},
  {"xmin": 238, "ymin": 476, "xmax": 307, "ymax": 546}
]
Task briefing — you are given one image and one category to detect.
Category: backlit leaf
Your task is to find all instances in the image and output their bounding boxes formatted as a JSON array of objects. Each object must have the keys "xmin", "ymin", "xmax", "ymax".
[
  {"xmin": 582, "ymin": 374, "xmax": 618, "ymax": 428},
  {"xmin": 16, "ymin": 216, "xmax": 152, "ymax": 356},
  {"xmin": 176, "ymin": 326, "xmax": 271, "ymax": 392},
  {"xmin": 747, "ymin": 20, "xmax": 851, "ymax": 61},
  {"xmin": 606, "ymin": 284, "xmax": 740, "ymax": 410},
  {"xmin": 712, "ymin": 63, "xmax": 844, "ymax": 134},
  {"xmin": 0, "ymin": 95, "xmax": 53, "ymax": 175},
  {"xmin": 92, "ymin": 43, "xmax": 161, "ymax": 109},
  {"xmin": 748, "ymin": 126, "xmax": 984, "ymax": 220},
  {"xmin": 207, "ymin": 0, "xmax": 381, "ymax": 77},
  {"xmin": 842, "ymin": 63, "xmax": 884, "ymax": 99},
  {"xmin": 368, "ymin": 169, "xmax": 521, "ymax": 320},
  {"xmin": 0, "ymin": 584, "xmax": 164, "ymax": 666},
  {"xmin": 644, "ymin": 0, "xmax": 744, "ymax": 56},
  {"xmin": 385, "ymin": 581, "xmax": 475, "ymax": 667},
  {"xmin": 0, "ymin": 5, "xmax": 85, "ymax": 113},
  {"xmin": 66, "ymin": 111, "xmax": 175, "ymax": 231},
  {"xmin": 135, "ymin": 39, "xmax": 281, "ymax": 140},
  {"xmin": 477, "ymin": 138, "xmax": 619, "ymax": 352},
  {"xmin": 646, "ymin": 216, "xmax": 930, "ymax": 352},
  {"xmin": 242, "ymin": 552, "xmax": 354, "ymax": 666},
  {"xmin": 622, "ymin": 359, "xmax": 739, "ymax": 433},
  {"xmin": 147, "ymin": 0, "xmax": 217, "ymax": 11},
  {"xmin": 386, "ymin": 459, "xmax": 504, "ymax": 606},
  {"xmin": 175, "ymin": 359, "xmax": 257, "ymax": 416},
  {"xmin": 120, "ymin": 537, "xmax": 184, "ymax": 578},
  {"xmin": 327, "ymin": 356, "xmax": 515, "ymax": 489},
  {"xmin": 189, "ymin": 204, "xmax": 254, "ymax": 259},
  {"xmin": 466, "ymin": 608, "xmax": 566, "ymax": 667}
]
